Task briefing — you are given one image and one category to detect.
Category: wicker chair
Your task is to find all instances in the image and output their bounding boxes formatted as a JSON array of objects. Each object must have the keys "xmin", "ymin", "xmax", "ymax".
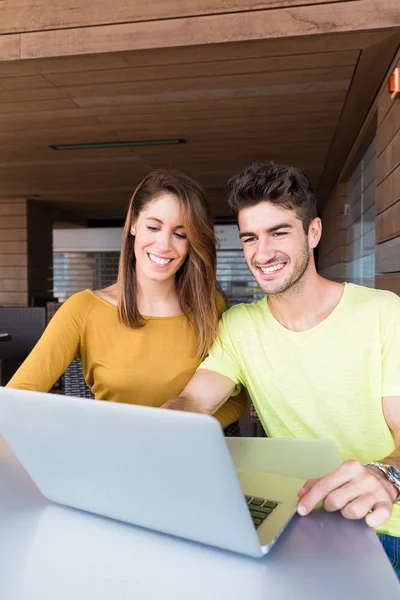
[
  {"xmin": 250, "ymin": 403, "xmax": 267, "ymax": 437},
  {"xmin": 63, "ymin": 359, "xmax": 241, "ymax": 437},
  {"xmin": 64, "ymin": 359, "xmax": 94, "ymax": 399}
]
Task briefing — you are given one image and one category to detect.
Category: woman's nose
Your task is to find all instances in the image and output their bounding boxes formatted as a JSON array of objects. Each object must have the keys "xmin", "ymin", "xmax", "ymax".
[{"xmin": 155, "ymin": 232, "xmax": 172, "ymax": 251}]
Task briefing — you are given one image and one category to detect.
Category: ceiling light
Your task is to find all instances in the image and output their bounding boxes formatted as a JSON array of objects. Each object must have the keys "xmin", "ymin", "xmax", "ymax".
[{"xmin": 49, "ymin": 139, "xmax": 186, "ymax": 151}]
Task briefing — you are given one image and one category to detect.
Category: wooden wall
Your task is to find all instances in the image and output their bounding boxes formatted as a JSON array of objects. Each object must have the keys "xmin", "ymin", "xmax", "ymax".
[
  {"xmin": 320, "ymin": 50, "xmax": 400, "ymax": 295},
  {"xmin": 318, "ymin": 185, "xmax": 349, "ymax": 282},
  {"xmin": 0, "ymin": 200, "xmax": 28, "ymax": 305},
  {"xmin": 0, "ymin": 199, "xmax": 53, "ymax": 305},
  {"xmin": 375, "ymin": 54, "xmax": 400, "ymax": 296}
]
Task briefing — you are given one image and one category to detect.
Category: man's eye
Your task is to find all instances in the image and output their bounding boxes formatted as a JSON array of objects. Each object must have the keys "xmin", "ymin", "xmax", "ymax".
[
  {"xmin": 273, "ymin": 232, "xmax": 288, "ymax": 237},
  {"xmin": 242, "ymin": 237, "xmax": 256, "ymax": 244}
]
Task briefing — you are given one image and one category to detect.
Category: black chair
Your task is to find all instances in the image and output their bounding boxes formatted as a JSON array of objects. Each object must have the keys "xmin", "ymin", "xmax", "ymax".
[
  {"xmin": 63, "ymin": 358, "xmax": 241, "ymax": 436},
  {"xmin": 0, "ymin": 307, "xmax": 46, "ymax": 385}
]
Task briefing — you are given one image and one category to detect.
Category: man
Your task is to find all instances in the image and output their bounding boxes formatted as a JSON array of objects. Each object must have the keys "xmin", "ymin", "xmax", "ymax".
[{"xmin": 163, "ymin": 161, "xmax": 400, "ymax": 575}]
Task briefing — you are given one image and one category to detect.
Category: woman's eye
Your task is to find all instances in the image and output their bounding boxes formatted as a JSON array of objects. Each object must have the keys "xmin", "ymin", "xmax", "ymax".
[
  {"xmin": 174, "ymin": 232, "xmax": 187, "ymax": 240},
  {"xmin": 147, "ymin": 226, "xmax": 159, "ymax": 232}
]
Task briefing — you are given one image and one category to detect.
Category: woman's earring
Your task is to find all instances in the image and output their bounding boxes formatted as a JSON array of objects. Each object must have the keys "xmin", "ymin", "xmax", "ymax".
[{"xmin": 130, "ymin": 226, "xmax": 135, "ymax": 236}]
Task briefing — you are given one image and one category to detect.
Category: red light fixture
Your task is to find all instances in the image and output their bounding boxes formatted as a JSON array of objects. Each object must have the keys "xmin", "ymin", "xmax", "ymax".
[{"xmin": 388, "ymin": 67, "xmax": 400, "ymax": 100}]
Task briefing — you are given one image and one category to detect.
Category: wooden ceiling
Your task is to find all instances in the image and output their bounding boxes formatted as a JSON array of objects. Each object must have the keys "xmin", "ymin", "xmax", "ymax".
[{"xmin": 0, "ymin": 30, "xmax": 398, "ymax": 220}]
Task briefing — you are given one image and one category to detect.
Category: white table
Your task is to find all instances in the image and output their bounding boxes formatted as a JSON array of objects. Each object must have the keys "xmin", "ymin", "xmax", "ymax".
[{"xmin": 0, "ymin": 436, "xmax": 398, "ymax": 600}]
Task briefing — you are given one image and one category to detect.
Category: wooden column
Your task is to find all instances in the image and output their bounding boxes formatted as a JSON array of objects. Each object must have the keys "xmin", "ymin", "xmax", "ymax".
[{"xmin": 0, "ymin": 199, "xmax": 53, "ymax": 305}]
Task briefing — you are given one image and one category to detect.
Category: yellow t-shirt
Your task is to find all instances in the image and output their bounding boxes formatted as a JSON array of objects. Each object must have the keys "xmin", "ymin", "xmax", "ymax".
[
  {"xmin": 200, "ymin": 283, "xmax": 400, "ymax": 536},
  {"xmin": 7, "ymin": 290, "xmax": 246, "ymax": 429}
]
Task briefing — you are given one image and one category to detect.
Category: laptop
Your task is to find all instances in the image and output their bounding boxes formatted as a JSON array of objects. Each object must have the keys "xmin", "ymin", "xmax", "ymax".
[{"xmin": 0, "ymin": 386, "xmax": 309, "ymax": 558}]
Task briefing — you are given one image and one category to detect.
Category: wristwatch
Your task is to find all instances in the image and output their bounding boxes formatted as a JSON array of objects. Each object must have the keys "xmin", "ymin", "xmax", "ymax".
[{"xmin": 365, "ymin": 462, "xmax": 400, "ymax": 503}]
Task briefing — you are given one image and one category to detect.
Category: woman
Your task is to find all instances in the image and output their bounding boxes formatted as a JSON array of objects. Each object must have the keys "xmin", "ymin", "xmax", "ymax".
[{"xmin": 7, "ymin": 169, "xmax": 246, "ymax": 429}]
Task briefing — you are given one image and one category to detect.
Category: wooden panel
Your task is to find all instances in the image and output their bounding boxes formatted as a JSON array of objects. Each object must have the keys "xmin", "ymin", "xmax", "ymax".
[
  {"xmin": 377, "ymin": 99, "xmax": 400, "ymax": 155},
  {"xmin": 376, "ymin": 236, "xmax": 400, "ymax": 273},
  {"xmin": 19, "ymin": 1, "xmax": 400, "ymax": 61},
  {"xmin": 0, "ymin": 92, "xmax": 346, "ymax": 121},
  {"xmin": 376, "ymin": 273, "xmax": 400, "ymax": 295},
  {"xmin": 95, "ymin": 111, "xmax": 340, "ymax": 130},
  {"xmin": 43, "ymin": 50, "xmax": 358, "ymax": 87},
  {"xmin": 0, "ymin": 88, "xmax": 68, "ymax": 104},
  {"xmin": 0, "ymin": 34, "xmax": 20, "ymax": 61},
  {"xmin": 20, "ymin": 32, "xmax": 386, "ymax": 76},
  {"xmin": 0, "ymin": 126, "xmax": 121, "ymax": 144},
  {"xmin": 0, "ymin": 115, "xmax": 100, "ymax": 132},
  {"xmin": 72, "ymin": 79, "xmax": 350, "ymax": 108},
  {"xmin": 318, "ymin": 33, "xmax": 400, "ymax": 204},
  {"xmin": 376, "ymin": 199, "xmax": 400, "ymax": 243},
  {"xmin": 0, "ymin": 61, "xmax": 36, "ymax": 78},
  {"xmin": 0, "ymin": 254, "xmax": 27, "ymax": 267},
  {"xmin": 58, "ymin": 66, "xmax": 354, "ymax": 98},
  {"xmin": 376, "ymin": 165, "xmax": 400, "ymax": 213},
  {"xmin": 319, "ymin": 229, "xmax": 348, "ymax": 259},
  {"xmin": 376, "ymin": 128, "xmax": 400, "ymax": 184},
  {"xmin": 25, "ymin": 101, "xmax": 340, "ymax": 126},
  {"xmin": 0, "ymin": 241, "xmax": 26, "ymax": 254},
  {"xmin": 0, "ymin": 203, "xmax": 26, "ymax": 216},
  {"xmin": 0, "ymin": 278, "xmax": 28, "ymax": 292},
  {"xmin": 0, "ymin": 75, "xmax": 53, "ymax": 92},
  {"xmin": 0, "ymin": 292, "xmax": 27, "ymax": 305},
  {"xmin": 0, "ymin": 98, "xmax": 76, "ymax": 115},
  {"xmin": 0, "ymin": 266, "xmax": 27, "ymax": 279},
  {"xmin": 0, "ymin": 215, "xmax": 26, "ymax": 228},
  {"xmin": 318, "ymin": 262, "xmax": 346, "ymax": 281},
  {"xmin": 0, "ymin": 0, "xmax": 353, "ymax": 35}
]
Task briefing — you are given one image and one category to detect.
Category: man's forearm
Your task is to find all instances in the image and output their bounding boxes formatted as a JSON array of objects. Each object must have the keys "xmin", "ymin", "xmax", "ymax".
[
  {"xmin": 381, "ymin": 445, "xmax": 400, "ymax": 470},
  {"xmin": 161, "ymin": 395, "xmax": 208, "ymax": 414}
]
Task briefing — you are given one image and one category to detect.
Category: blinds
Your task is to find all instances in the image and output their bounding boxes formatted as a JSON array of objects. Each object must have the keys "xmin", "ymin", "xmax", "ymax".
[
  {"xmin": 53, "ymin": 249, "xmax": 261, "ymax": 306},
  {"xmin": 216, "ymin": 249, "xmax": 263, "ymax": 306}
]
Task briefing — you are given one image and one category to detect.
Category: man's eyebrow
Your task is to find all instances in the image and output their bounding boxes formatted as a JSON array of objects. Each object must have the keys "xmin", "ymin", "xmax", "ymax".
[
  {"xmin": 239, "ymin": 231, "xmax": 255, "ymax": 239},
  {"xmin": 268, "ymin": 223, "xmax": 293, "ymax": 233},
  {"xmin": 239, "ymin": 223, "xmax": 293, "ymax": 239},
  {"xmin": 145, "ymin": 217, "xmax": 184, "ymax": 228}
]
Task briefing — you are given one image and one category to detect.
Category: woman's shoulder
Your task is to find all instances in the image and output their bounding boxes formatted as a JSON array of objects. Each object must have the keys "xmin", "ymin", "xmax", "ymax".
[
  {"xmin": 63, "ymin": 289, "xmax": 99, "ymax": 309},
  {"xmin": 54, "ymin": 289, "xmax": 101, "ymax": 321}
]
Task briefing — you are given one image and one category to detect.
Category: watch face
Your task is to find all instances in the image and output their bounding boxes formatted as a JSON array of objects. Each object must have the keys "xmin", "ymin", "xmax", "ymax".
[{"xmin": 388, "ymin": 466, "xmax": 400, "ymax": 484}]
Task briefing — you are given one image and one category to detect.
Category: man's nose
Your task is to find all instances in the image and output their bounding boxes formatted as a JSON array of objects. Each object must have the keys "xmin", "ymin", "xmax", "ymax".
[{"xmin": 255, "ymin": 238, "xmax": 276, "ymax": 264}]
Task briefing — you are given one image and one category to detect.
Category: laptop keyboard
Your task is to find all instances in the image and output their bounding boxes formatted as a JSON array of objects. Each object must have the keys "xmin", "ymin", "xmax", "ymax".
[{"xmin": 245, "ymin": 495, "xmax": 279, "ymax": 529}]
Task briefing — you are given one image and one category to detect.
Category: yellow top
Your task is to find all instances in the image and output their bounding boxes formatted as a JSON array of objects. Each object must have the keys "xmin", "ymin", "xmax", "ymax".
[
  {"xmin": 7, "ymin": 289, "xmax": 246, "ymax": 429},
  {"xmin": 201, "ymin": 283, "xmax": 400, "ymax": 536}
]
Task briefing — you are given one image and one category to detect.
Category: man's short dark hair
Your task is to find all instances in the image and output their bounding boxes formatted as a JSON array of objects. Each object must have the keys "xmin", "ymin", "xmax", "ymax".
[{"xmin": 227, "ymin": 161, "xmax": 317, "ymax": 233}]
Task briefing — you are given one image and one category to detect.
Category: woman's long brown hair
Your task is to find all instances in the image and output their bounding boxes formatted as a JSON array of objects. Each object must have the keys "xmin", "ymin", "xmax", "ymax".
[{"xmin": 117, "ymin": 169, "xmax": 219, "ymax": 360}]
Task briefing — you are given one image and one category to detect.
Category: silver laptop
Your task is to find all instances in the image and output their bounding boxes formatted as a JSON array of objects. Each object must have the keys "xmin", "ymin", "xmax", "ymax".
[{"xmin": 0, "ymin": 386, "xmax": 306, "ymax": 558}]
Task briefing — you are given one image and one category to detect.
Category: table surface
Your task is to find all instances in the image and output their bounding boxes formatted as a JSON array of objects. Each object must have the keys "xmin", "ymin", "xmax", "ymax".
[{"xmin": 0, "ymin": 436, "xmax": 398, "ymax": 600}]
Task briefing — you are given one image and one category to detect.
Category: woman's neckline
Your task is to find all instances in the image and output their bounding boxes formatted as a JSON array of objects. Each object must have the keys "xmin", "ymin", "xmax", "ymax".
[{"xmin": 86, "ymin": 289, "xmax": 187, "ymax": 320}]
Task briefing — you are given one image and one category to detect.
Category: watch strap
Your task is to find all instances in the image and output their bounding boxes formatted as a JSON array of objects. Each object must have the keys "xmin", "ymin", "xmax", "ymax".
[{"xmin": 365, "ymin": 462, "xmax": 400, "ymax": 503}]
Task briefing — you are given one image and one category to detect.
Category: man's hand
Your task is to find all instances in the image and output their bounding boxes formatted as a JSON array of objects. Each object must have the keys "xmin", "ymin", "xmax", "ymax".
[
  {"xmin": 297, "ymin": 460, "xmax": 398, "ymax": 528},
  {"xmin": 161, "ymin": 369, "xmax": 236, "ymax": 416}
]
